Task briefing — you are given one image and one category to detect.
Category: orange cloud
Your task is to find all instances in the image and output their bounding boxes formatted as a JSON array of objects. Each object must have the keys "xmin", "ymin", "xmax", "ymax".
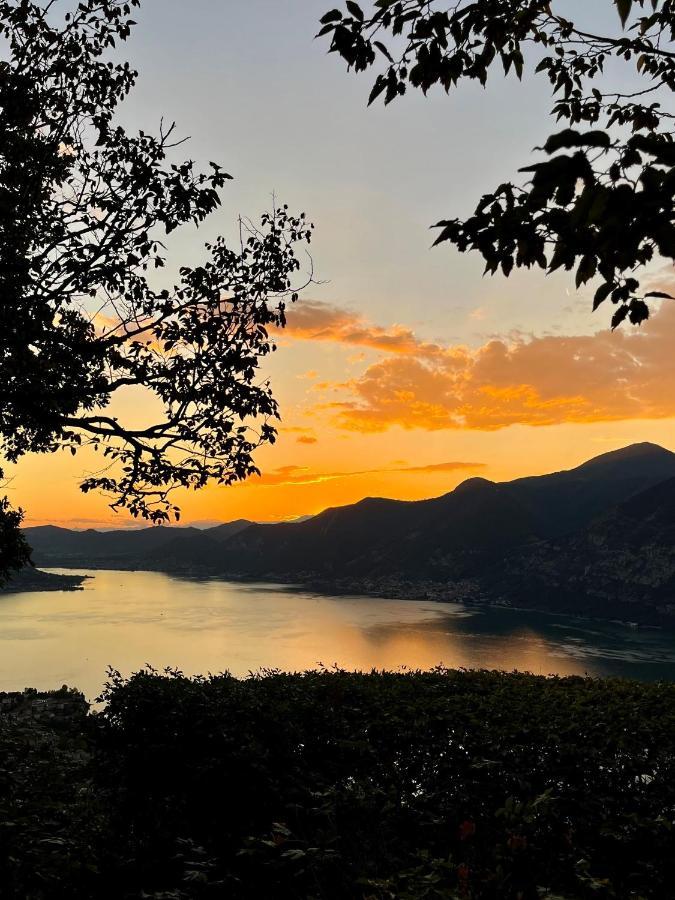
[
  {"xmin": 284, "ymin": 300, "xmax": 443, "ymax": 357},
  {"xmin": 246, "ymin": 460, "xmax": 484, "ymax": 488},
  {"xmin": 308, "ymin": 299, "xmax": 675, "ymax": 432},
  {"xmin": 281, "ymin": 426, "xmax": 319, "ymax": 444}
]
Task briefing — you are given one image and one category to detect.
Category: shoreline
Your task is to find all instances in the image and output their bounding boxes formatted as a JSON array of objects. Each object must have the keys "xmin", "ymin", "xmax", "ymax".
[
  {"xmin": 34, "ymin": 562, "xmax": 674, "ymax": 631},
  {"xmin": 1, "ymin": 568, "xmax": 88, "ymax": 594}
]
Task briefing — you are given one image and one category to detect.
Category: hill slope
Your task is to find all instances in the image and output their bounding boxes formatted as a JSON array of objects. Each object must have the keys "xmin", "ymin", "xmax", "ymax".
[
  {"xmin": 210, "ymin": 443, "xmax": 675, "ymax": 582},
  {"xmin": 25, "ymin": 520, "xmax": 253, "ymax": 569},
  {"xmin": 503, "ymin": 442, "xmax": 675, "ymax": 537},
  {"xmin": 23, "ymin": 443, "xmax": 675, "ymax": 621},
  {"xmin": 213, "ymin": 478, "xmax": 540, "ymax": 579},
  {"xmin": 491, "ymin": 475, "xmax": 675, "ymax": 623}
]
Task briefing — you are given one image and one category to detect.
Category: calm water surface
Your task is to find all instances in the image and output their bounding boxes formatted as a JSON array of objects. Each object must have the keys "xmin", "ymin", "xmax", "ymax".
[{"xmin": 1, "ymin": 568, "xmax": 674, "ymax": 700}]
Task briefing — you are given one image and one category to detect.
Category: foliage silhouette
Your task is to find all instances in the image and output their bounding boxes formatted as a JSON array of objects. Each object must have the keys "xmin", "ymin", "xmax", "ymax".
[
  {"xmin": 3, "ymin": 669, "xmax": 675, "ymax": 897},
  {"xmin": 0, "ymin": 0, "xmax": 313, "ymax": 535},
  {"xmin": 0, "ymin": 497, "xmax": 30, "ymax": 583},
  {"xmin": 318, "ymin": 0, "xmax": 675, "ymax": 328}
]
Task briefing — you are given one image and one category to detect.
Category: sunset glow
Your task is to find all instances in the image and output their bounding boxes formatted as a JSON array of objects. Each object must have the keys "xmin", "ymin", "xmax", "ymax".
[
  {"xmin": 12, "ymin": 297, "xmax": 675, "ymax": 529},
  {"xmin": 7, "ymin": 0, "xmax": 674, "ymax": 530}
]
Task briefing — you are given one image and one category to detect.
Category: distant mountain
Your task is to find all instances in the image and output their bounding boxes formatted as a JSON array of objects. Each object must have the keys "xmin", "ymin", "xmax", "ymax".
[
  {"xmin": 203, "ymin": 520, "xmax": 257, "ymax": 542},
  {"xmin": 207, "ymin": 443, "xmax": 675, "ymax": 580},
  {"xmin": 213, "ymin": 478, "xmax": 540, "ymax": 580},
  {"xmin": 26, "ymin": 520, "xmax": 253, "ymax": 568},
  {"xmin": 23, "ymin": 443, "xmax": 675, "ymax": 622}
]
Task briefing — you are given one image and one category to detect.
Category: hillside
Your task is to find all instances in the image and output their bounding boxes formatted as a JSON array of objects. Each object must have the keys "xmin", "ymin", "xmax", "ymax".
[
  {"xmin": 213, "ymin": 478, "xmax": 541, "ymax": 579},
  {"xmin": 502, "ymin": 442, "xmax": 675, "ymax": 537},
  {"xmin": 22, "ymin": 443, "xmax": 675, "ymax": 621},
  {"xmin": 25, "ymin": 520, "xmax": 254, "ymax": 569},
  {"xmin": 0, "ymin": 567, "xmax": 86, "ymax": 593},
  {"xmin": 491, "ymin": 475, "xmax": 675, "ymax": 623}
]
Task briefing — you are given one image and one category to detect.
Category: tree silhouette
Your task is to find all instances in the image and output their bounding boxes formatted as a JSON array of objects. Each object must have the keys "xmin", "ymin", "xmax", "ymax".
[
  {"xmin": 0, "ymin": 498, "xmax": 30, "ymax": 584},
  {"xmin": 0, "ymin": 0, "xmax": 313, "ymax": 563},
  {"xmin": 319, "ymin": 0, "xmax": 675, "ymax": 328}
]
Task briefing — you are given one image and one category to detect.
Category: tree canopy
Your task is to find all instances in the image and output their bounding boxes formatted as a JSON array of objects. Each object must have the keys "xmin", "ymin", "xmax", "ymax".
[
  {"xmin": 319, "ymin": 0, "xmax": 675, "ymax": 328},
  {"xmin": 0, "ymin": 0, "xmax": 313, "ymax": 547}
]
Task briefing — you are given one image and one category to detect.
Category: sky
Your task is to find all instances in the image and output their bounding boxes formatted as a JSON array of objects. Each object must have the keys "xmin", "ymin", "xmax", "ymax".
[{"xmin": 10, "ymin": 0, "xmax": 675, "ymax": 528}]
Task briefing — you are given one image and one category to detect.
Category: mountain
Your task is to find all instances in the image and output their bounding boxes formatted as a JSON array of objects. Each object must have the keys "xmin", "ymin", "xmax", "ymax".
[
  {"xmin": 490, "ymin": 475, "xmax": 675, "ymax": 623},
  {"xmin": 203, "ymin": 520, "xmax": 257, "ymax": 543},
  {"xmin": 22, "ymin": 443, "xmax": 675, "ymax": 621},
  {"xmin": 24, "ymin": 524, "xmax": 191, "ymax": 564},
  {"xmin": 206, "ymin": 443, "xmax": 675, "ymax": 580},
  {"xmin": 212, "ymin": 478, "xmax": 540, "ymax": 579},
  {"xmin": 502, "ymin": 442, "xmax": 675, "ymax": 538},
  {"xmin": 26, "ymin": 520, "xmax": 253, "ymax": 569}
]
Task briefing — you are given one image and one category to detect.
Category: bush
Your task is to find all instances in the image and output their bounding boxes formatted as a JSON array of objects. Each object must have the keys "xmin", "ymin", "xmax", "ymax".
[{"xmin": 2, "ymin": 669, "xmax": 675, "ymax": 898}]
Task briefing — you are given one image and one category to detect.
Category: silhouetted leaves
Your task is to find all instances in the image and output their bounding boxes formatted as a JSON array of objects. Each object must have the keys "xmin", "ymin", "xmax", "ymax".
[
  {"xmin": 0, "ymin": 496, "xmax": 30, "ymax": 582},
  {"xmin": 318, "ymin": 0, "xmax": 675, "ymax": 327},
  {"xmin": 543, "ymin": 129, "xmax": 612, "ymax": 154},
  {"xmin": 0, "ymin": 1, "xmax": 314, "ymax": 525},
  {"xmin": 4, "ymin": 669, "xmax": 675, "ymax": 897},
  {"xmin": 616, "ymin": 0, "xmax": 633, "ymax": 27}
]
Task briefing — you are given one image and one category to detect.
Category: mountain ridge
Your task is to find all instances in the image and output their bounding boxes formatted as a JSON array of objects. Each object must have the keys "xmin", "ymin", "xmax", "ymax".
[{"xmin": 23, "ymin": 443, "xmax": 675, "ymax": 623}]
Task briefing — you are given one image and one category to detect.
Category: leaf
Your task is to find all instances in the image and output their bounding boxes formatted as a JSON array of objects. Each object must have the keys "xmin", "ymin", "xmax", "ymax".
[
  {"xmin": 645, "ymin": 291, "xmax": 674, "ymax": 299},
  {"xmin": 615, "ymin": 0, "xmax": 632, "ymax": 27},
  {"xmin": 593, "ymin": 283, "xmax": 613, "ymax": 310},
  {"xmin": 628, "ymin": 299, "xmax": 650, "ymax": 324},
  {"xmin": 373, "ymin": 40, "xmax": 393, "ymax": 62},
  {"xmin": 319, "ymin": 9, "xmax": 342, "ymax": 24},
  {"xmin": 543, "ymin": 129, "xmax": 611, "ymax": 154},
  {"xmin": 368, "ymin": 75, "xmax": 387, "ymax": 106},
  {"xmin": 611, "ymin": 305, "xmax": 630, "ymax": 329},
  {"xmin": 576, "ymin": 255, "xmax": 597, "ymax": 288},
  {"xmin": 346, "ymin": 1, "xmax": 364, "ymax": 21}
]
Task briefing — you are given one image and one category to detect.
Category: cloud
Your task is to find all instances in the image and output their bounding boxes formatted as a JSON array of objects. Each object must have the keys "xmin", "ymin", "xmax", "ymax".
[
  {"xmin": 280, "ymin": 426, "xmax": 318, "ymax": 445},
  {"xmin": 246, "ymin": 460, "xmax": 484, "ymax": 488},
  {"xmin": 284, "ymin": 300, "xmax": 443, "ymax": 357},
  {"xmin": 402, "ymin": 461, "xmax": 486, "ymax": 474},
  {"xmin": 310, "ymin": 298, "xmax": 675, "ymax": 432}
]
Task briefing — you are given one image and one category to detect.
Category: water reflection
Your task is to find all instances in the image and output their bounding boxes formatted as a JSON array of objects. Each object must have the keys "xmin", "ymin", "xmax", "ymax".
[{"xmin": 0, "ymin": 568, "xmax": 673, "ymax": 700}]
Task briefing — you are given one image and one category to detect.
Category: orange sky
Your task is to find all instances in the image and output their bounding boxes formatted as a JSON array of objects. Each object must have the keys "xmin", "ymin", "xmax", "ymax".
[
  {"xmin": 6, "ymin": 1, "xmax": 674, "ymax": 531},
  {"xmin": 10, "ymin": 284, "xmax": 675, "ymax": 530}
]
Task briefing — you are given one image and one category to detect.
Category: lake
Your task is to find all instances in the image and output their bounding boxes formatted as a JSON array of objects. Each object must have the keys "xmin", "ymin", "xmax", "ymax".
[{"xmin": 0, "ymin": 568, "xmax": 674, "ymax": 700}]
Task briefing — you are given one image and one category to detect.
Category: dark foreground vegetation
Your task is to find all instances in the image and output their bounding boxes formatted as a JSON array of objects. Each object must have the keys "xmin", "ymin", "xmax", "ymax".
[{"xmin": 1, "ymin": 670, "xmax": 675, "ymax": 898}]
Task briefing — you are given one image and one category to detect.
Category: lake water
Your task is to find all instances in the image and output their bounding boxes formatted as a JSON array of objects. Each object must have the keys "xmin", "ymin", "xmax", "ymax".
[{"xmin": 0, "ymin": 568, "xmax": 674, "ymax": 700}]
